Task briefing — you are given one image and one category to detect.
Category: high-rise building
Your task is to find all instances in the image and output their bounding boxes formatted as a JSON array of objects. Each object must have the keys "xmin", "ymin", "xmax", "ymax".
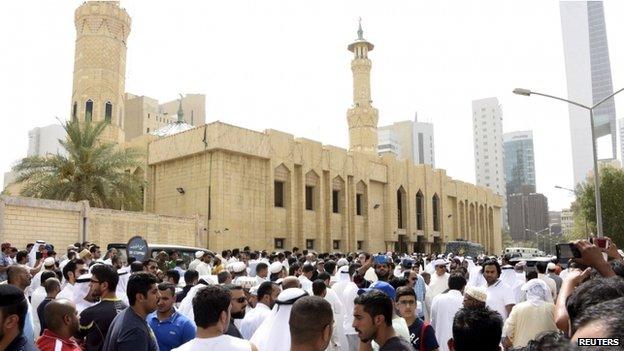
[
  {"xmin": 503, "ymin": 131, "xmax": 536, "ymax": 196},
  {"xmin": 549, "ymin": 211, "xmax": 562, "ymax": 235},
  {"xmin": 4, "ymin": 124, "xmax": 67, "ymax": 191},
  {"xmin": 561, "ymin": 208, "xmax": 575, "ymax": 237},
  {"xmin": 560, "ymin": 1, "xmax": 617, "ymax": 185},
  {"xmin": 508, "ymin": 186, "xmax": 549, "ymax": 241},
  {"xmin": 70, "ymin": 1, "xmax": 131, "ymax": 144},
  {"xmin": 619, "ymin": 118, "xmax": 624, "ymax": 162},
  {"xmin": 377, "ymin": 113, "xmax": 435, "ymax": 166},
  {"xmin": 377, "ymin": 129, "xmax": 400, "ymax": 157},
  {"xmin": 123, "ymin": 93, "xmax": 205, "ymax": 141},
  {"xmin": 472, "ymin": 97, "xmax": 506, "ymax": 226},
  {"xmin": 27, "ymin": 124, "xmax": 67, "ymax": 157}
]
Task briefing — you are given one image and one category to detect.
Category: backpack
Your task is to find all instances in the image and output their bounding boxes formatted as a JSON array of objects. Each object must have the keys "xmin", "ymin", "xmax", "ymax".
[{"xmin": 420, "ymin": 321, "xmax": 431, "ymax": 351}]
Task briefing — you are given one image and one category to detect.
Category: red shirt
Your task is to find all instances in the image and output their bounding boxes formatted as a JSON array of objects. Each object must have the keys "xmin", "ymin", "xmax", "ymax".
[{"xmin": 36, "ymin": 330, "xmax": 81, "ymax": 351}]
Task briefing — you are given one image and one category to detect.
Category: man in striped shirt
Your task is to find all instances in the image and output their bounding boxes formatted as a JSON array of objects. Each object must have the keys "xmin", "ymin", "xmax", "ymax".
[{"xmin": 36, "ymin": 299, "xmax": 81, "ymax": 351}]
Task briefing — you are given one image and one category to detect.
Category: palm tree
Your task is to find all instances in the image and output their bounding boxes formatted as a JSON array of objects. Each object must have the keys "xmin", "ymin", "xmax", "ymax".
[{"xmin": 13, "ymin": 120, "xmax": 145, "ymax": 210}]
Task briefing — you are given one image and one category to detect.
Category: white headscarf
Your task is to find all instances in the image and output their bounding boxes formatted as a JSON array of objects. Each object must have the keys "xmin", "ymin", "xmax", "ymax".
[
  {"xmin": 500, "ymin": 265, "xmax": 522, "ymax": 287},
  {"xmin": 250, "ymin": 288, "xmax": 308, "ymax": 351},
  {"xmin": 337, "ymin": 265, "xmax": 350, "ymax": 283},
  {"xmin": 178, "ymin": 281, "xmax": 216, "ymax": 321},
  {"xmin": 116, "ymin": 268, "xmax": 130, "ymax": 306},
  {"xmin": 520, "ymin": 279, "xmax": 553, "ymax": 306},
  {"xmin": 74, "ymin": 274, "xmax": 95, "ymax": 314},
  {"xmin": 27, "ymin": 241, "xmax": 45, "ymax": 268}
]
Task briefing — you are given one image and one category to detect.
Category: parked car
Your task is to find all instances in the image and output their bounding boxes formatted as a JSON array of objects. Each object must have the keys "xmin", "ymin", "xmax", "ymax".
[{"xmin": 107, "ymin": 243, "xmax": 210, "ymax": 267}]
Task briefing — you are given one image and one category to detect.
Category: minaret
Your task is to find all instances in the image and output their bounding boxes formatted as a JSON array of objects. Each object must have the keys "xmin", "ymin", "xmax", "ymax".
[
  {"xmin": 347, "ymin": 19, "xmax": 379, "ymax": 154},
  {"xmin": 177, "ymin": 94, "xmax": 185, "ymax": 123},
  {"xmin": 70, "ymin": 1, "xmax": 131, "ymax": 144}
]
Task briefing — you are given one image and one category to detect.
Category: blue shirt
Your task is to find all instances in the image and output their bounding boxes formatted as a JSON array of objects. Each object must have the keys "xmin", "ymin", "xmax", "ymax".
[
  {"xmin": 414, "ymin": 274, "xmax": 426, "ymax": 317},
  {"xmin": 147, "ymin": 310, "xmax": 195, "ymax": 351}
]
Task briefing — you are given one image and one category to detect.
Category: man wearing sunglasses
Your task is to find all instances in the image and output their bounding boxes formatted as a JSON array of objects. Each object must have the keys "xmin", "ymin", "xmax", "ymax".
[
  {"xmin": 79, "ymin": 265, "xmax": 127, "ymax": 351},
  {"xmin": 57, "ymin": 260, "xmax": 86, "ymax": 301},
  {"xmin": 223, "ymin": 284, "xmax": 247, "ymax": 339}
]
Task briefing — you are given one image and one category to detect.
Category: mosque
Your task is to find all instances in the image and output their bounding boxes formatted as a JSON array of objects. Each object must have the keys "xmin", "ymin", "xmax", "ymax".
[{"xmin": 54, "ymin": 1, "xmax": 504, "ymax": 254}]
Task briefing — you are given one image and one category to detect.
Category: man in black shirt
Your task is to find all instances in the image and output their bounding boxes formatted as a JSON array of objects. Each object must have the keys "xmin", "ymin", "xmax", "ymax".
[
  {"xmin": 353, "ymin": 290, "xmax": 412, "ymax": 351},
  {"xmin": 79, "ymin": 265, "xmax": 127, "ymax": 351},
  {"xmin": 37, "ymin": 278, "xmax": 61, "ymax": 335},
  {"xmin": 0, "ymin": 284, "xmax": 37, "ymax": 351},
  {"xmin": 176, "ymin": 270, "xmax": 198, "ymax": 303},
  {"xmin": 102, "ymin": 272, "xmax": 159, "ymax": 351},
  {"xmin": 223, "ymin": 284, "xmax": 247, "ymax": 338}
]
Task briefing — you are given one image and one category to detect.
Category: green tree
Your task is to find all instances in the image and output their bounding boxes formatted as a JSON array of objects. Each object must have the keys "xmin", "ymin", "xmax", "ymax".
[
  {"xmin": 502, "ymin": 231, "xmax": 514, "ymax": 250},
  {"xmin": 13, "ymin": 120, "xmax": 145, "ymax": 210},
  {"xmin": 576, "ymin": 166, "xmax": 624, "ymax": 247}
]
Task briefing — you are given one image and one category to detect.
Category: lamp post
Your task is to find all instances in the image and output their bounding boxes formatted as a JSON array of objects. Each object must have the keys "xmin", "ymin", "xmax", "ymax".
[{"xmin": 513, "ymin": 87, "xmax": 624, "ymax": 238}]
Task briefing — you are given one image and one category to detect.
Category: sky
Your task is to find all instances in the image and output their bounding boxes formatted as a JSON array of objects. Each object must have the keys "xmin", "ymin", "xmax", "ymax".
[{"xmin": 1, "ymin": 0, "xmax": 623, "ymax": 211}]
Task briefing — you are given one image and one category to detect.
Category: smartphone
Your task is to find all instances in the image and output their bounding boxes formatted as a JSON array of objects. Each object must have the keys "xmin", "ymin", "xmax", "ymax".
[
  {"xmin": 556, "ymin": 243, "xmax": 582, "ymax": 261},
  {"xmin": 35, "ymin": 252, "xmax": 42, "ymax": 260}
]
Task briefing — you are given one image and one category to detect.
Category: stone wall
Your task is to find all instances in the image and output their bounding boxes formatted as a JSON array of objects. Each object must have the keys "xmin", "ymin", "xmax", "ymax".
[{"xmin": 0, "ymin": 196, "xmax": 203, "ymax": 250}]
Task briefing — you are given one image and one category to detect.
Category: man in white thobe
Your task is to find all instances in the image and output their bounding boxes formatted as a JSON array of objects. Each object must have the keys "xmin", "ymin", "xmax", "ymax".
[
  {"xmin": 240, "ymin": 282, "xmax": 279, "ymax": 339},
  {"xmin": 424, "ymin": 259, "xmax": 449, "ymax": 321},
  {"xmin": 250, "ymin": 288, "xmax": 308, "ymax": 351},
  {"xmin": 430, "ymin": 273, "xmax": 467, "ymax": 351},
  {"xmin": 500, "ymin": 263, "xmax": 525, "ymax": 303}
]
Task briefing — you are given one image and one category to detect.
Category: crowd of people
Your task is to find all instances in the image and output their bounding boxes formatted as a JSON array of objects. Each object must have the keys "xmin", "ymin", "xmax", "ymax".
[{"xmin": 0, "ymin": 237, "xmax": 622, "ymax": 351}]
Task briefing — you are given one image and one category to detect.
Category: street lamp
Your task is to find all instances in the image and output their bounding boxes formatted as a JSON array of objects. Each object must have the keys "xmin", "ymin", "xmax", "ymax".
[
  {"xmin": 554, "ymin": 185, "xmax": 575, "ymax": 193},
  {"xmin": 513, "ymin": 87, "xmax": 624, "ymax": 238}
]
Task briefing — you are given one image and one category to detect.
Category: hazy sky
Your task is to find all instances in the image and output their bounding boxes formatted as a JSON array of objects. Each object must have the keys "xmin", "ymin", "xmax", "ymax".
[{"xmin": 1, "ymin": 0, "xmax": 623, "ymax": 211}]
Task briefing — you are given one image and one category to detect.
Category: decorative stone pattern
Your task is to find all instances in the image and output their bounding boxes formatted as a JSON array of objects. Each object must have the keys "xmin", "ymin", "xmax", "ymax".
[{"xmin": 71, "ymin": 1, "xmax": 131, "ymax": 144}]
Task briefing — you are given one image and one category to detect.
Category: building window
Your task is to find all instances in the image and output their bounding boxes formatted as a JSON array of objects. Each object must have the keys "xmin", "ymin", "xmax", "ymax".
[
  {"xmin": 274, "ymin": 181, "xmax": 284, "ymax": 208},
  {"xmin": 148, "ymin": 113, "xmax": 151, "ymax": 119},
  {"xmin": 306, "ymin": 239, "xmax": 315, "ymax": 250},
  {"xmin": 305, "ymin": 186, "xmax": 314, "ymax": 210},
  {"xmin": 146, "ymin": 128, "xmax": 150, "ymax": 133},
  {"xmin": 397, "ymin": 188, "xmax": 405, "ymax": 229},
  {"xmin": 333, "ymin": 240, "xmax": 340, "ymax": 250},
  {"xmin": 72, "ymin": 102, "xmax": 77, "ymax": 122},
  {"xmin": 85, "ymin": 100, "xmax": 93, "ymax": 122},
  {"xmin": 416, "ymin": 191, "xmax": 424, "ymax": 230},
  {"xmin": 357, "ymin": 241, "xmax": 364, "ymax": 250},
  {"xmin": 274, "ymin": 238, "xmax": 284, "ymax": 249},
  {"xmin": 332, "ymin": 190, "xmax": 340, "ymax": 213},
  {"xmin": 105, "ymin": 102, "xmax": 112, "ymax": 123},
  {"xmin": 356, "ymin": 193, "xmax": 363, "ymax": 216},
  {"xmin": 432, "ymin": 194, "xmax": 440, "ymax": 232}
]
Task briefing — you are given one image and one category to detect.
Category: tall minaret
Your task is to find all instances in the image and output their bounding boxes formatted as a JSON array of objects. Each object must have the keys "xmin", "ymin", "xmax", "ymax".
[
  {"xmin": 71, "ymin": 1, "xmax": 131, "ymax": 144},
  {"xmin": 347, "ymin": 19, "xmax": 379, "ymax": 154}
]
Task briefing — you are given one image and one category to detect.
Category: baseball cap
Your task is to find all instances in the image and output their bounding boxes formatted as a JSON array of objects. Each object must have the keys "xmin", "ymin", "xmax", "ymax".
[
  {"xmin": 373, "ymin": 255, "xmax": 391, "ymax": 265},
  {"xmin": 401, "ymin": 259, "xmax": 414, "ymax": 269},
  {"xmin": 358, "ymin": 280, "xmax": 396, "ymax": 300}
]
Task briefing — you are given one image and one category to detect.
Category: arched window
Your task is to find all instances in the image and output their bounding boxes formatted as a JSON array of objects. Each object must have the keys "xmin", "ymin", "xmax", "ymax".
[
  {"xmin": 85, "ymin": 100, "xmax": 93, "ymax": 122},
  {"xmin": 416, "ymin": 190, "xmax": 424, "ymax": 230},
  {"xmin": 72, "ymin": 102, "xmax": 77, "ymax": 121},
  {"xmin": 397, "ymin": 186, "xmax": 406, "ymax": 229},
  {"xmin": 432, "ymin": 193, "xmax": 440, "ymax": 232},
  {"xmin": 105, "ymin": 102, "xmax": 112, "ymax": 123}
]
